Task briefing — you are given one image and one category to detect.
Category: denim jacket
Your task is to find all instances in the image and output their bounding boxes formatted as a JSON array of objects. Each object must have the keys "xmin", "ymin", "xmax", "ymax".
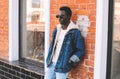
[{"xmin": 46, "ymin": 21, "xmax": 85, "ymax": 73}]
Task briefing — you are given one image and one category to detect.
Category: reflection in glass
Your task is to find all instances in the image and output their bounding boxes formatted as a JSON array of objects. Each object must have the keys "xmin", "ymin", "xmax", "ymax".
[
  {"xmin": 32, "ymin": 0, "xmax": 40, "ymax": 8},
  {"xmin": 111, "ymin": 0, "xmax": 120, "ymax": 79},
  {"xmin": 22, "ymin": 0, "xmax": 45, "ymax": 63}
]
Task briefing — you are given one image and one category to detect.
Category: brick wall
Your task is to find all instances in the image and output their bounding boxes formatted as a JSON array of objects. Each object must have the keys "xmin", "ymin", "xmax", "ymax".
[
  {"xmin": 50, "ymin": 0, "xmax": 96, "ymax": 79},
  {"xmin": 0, "ymin": 0, "xmax": 9, "ymax": 60},
  {"xmin": 0, "ymin": 59, "xmax": 44, "ymax": 79},
  {"xmin": 0, "ymin": 0, "xmax": 96, "ymax": 79}
]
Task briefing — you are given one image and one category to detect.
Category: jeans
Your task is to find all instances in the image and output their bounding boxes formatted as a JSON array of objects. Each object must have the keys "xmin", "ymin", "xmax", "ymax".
[{"xmin": 44, "ymin": 62, "xmax": 68, "ymax": 79}]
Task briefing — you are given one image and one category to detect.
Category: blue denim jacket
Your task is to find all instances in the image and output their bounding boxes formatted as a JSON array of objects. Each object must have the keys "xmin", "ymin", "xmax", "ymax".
[{"xmin": 46, "ymin": 23, "xmax": 85, "ymax": 73}]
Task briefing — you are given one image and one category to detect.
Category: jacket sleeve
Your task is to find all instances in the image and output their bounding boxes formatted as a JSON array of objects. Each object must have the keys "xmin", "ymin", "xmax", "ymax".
[{"xmin": 69, "ymin": 30, "xmax": 85, "ymax": 63}]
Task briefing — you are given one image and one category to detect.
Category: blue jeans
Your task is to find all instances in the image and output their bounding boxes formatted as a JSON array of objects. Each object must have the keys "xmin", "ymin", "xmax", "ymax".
[{"xmin": 45, "ymin": 62, "xmax": 68, "ymax": 79}]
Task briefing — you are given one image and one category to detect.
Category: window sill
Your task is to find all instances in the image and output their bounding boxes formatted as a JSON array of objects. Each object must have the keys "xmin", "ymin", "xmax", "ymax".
[
  {"xmin": 0, "ymin": 58, "xmax": 44, "ymax": 75},
  {"xmin": 11, "ymin": 60, "xmax": 44, "ymax": 75}
]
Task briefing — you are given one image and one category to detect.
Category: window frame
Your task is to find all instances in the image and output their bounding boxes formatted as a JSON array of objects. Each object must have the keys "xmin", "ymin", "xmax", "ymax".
[
  {"xmin": 106, "ymin": 0, "xmax": 116, "ymax": 79},
  {"xmin": 94, "ymin": 0, "xmax": 109, "ymax": 79},
  {"xmin": 9, "ymin": 0, "xmax": 19, "ymax": 61},
  {"xmin": 9, "ymin": 0, "xmax": 50, "ymax": 66},
  {"xmin": 19, "ymin": 0, "xmax": 48, "ymax": 65}
]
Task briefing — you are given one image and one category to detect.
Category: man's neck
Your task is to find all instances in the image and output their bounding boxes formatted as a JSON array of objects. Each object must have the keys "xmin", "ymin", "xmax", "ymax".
[{"xmin": 61, "ymin": 21, "xmax": 70, "ymax": 30}]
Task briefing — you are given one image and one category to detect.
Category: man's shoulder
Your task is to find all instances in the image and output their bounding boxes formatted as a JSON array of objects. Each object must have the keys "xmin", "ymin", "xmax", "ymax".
[{"xmin": 69, "ymin": 29, "xmax": 83, "ymax": 38}]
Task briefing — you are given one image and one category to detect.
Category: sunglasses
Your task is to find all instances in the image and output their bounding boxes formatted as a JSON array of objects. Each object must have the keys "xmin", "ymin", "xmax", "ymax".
[{"xmin": 56, "ymin": 15, "xmax": 64, "ymax": 19}]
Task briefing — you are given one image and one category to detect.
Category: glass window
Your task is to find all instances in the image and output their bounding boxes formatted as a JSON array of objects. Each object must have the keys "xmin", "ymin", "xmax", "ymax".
[
  {"xmin": 20, "ymin": 0, "xmax": 45, "ymax": 63},
  {"xmin": 110, "ymin": 0, "xmax": 120, "ymax": 79},
  {"xmin": 32, "ymin": 0, "xmax": 40, "ymax": 8},
  {"xmin": 31, "ymin": 12, "xmax": 40, "ymax": 22}
]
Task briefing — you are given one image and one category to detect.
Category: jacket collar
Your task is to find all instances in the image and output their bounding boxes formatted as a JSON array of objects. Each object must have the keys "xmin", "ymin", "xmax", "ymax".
[
  {"xmin": 56, "ymin": 21, "xmax": 78, "ymax": 32},
  {"xmin": 54, "ymin": 21, "xmax": 78, "ymax": 49}
]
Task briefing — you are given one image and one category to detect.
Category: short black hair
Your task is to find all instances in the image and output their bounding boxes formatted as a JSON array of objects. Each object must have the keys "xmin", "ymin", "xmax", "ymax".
[{"xmin": 59, "ymin": 6, "xmax": 72, "ymax": 17}]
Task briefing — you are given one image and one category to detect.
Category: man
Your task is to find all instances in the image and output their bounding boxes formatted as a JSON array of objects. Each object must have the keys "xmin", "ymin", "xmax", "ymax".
[{"xmin": 45, "ymin": 6, "xmax": 85, "ymax": 79}]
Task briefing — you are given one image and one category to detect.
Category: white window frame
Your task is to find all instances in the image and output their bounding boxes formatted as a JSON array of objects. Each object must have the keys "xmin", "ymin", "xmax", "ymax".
[
  {"xmin": 94, "ymin": 0, "xmax": 109, "ymax": 79},
  {"xmin": 9, "ymin": 0, "xmax": 19, "ymax": 61}
]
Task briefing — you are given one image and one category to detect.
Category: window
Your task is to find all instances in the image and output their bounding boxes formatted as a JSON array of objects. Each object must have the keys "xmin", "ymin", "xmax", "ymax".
[
  {"xmin": 111, "ymin": 0, "xmax": 120, "ymax": 79},
  {"xmin": 32, "ymin": 0, "xmax": 44, "ymax": 8},
  {"xmin": 20, "ymin": 0, "xmax": 45, "ymax": 63},
  {"xmin": 107, "ymin": 0, "xmax": 120, "ymax": 79},
  {"xmin": 32, "ymin": 0, "xmax": 40, "ymax": 8},
  {"xmin": 31, "ymin": 12, "xmax": 40, "ymax": 22}
]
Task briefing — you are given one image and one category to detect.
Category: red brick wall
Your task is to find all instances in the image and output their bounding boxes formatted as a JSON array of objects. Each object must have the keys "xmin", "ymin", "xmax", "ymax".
[
  {"xmin": 0, "ymin": 0, "xmax": 9, "ymax": 60},
  {"xmin": 0, "ymin": 0, "xmax": 96, "ymax": 78},
  {"xmin": 50, "ymin": 0, "xmax": 96, "ymax": 79}
]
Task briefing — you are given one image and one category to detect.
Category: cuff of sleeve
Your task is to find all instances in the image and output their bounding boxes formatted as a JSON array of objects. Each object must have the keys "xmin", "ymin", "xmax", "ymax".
[{"xmin": 70, "ymin": 55, "xmax": 80, "ymax": 63}]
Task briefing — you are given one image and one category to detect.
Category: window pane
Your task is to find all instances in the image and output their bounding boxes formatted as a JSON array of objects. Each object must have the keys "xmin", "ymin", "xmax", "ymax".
[
  {"xmin": 20, "ymin": 0, "xmax": 45, "ymax": 63},
  {"xmin": 111, "ymin": 0, "xmax": 120, "ymax": 78},
  {"xmin": 32, "ymin": 0, "xmax": 40, "ymax": 8}
]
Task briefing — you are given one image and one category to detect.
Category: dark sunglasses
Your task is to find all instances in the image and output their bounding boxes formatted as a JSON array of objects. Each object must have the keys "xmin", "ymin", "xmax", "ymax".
[{"xmin": 56, "ymin": 15, "xmax": 64, "ymax": 19}]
